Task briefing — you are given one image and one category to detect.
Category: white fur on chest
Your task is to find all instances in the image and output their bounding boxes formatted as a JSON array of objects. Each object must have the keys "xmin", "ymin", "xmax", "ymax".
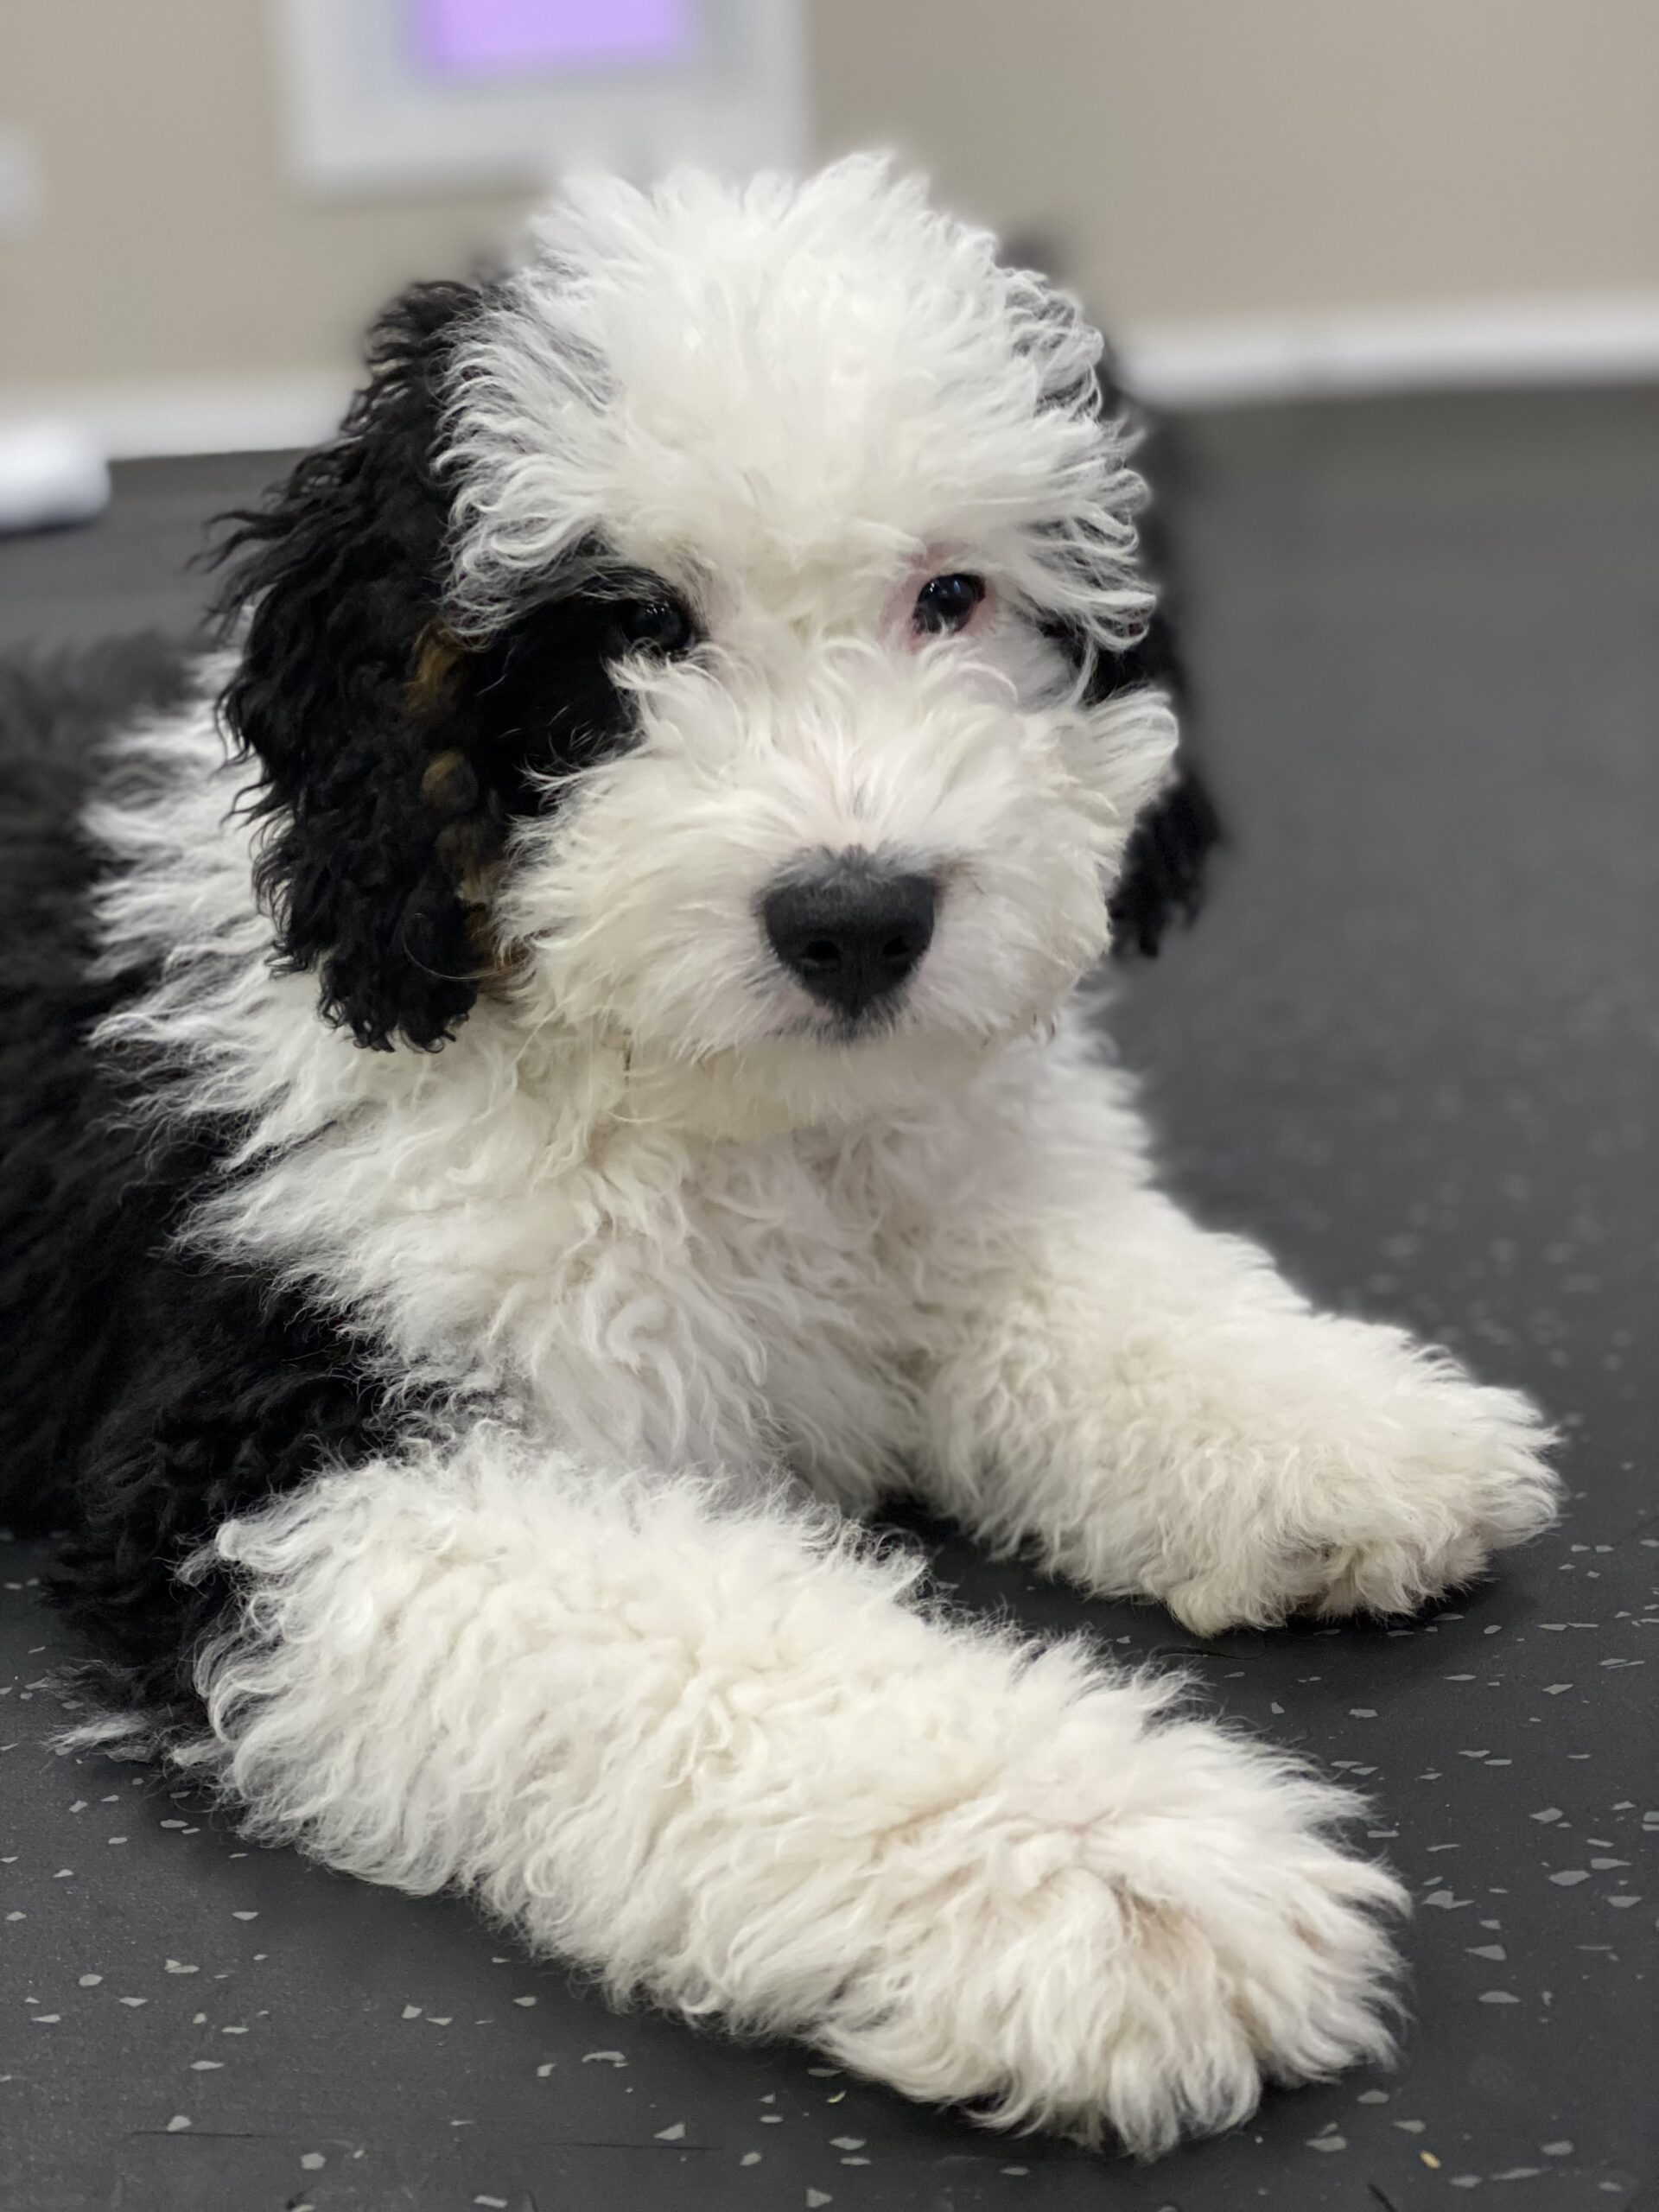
[{"xmin": 196, "ymin": 1020, "xmax": 1057, "ymax": 1499}]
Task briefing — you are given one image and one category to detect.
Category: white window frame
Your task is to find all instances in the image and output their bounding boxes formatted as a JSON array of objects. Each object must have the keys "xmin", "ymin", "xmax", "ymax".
[{"xmin": 275, "ymin": 0, "xmax": 805, "ymax": 197}]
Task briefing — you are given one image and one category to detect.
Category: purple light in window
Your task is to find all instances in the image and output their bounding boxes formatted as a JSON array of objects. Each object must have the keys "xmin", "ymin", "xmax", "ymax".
[{"xmin": 415, "ymin": 0, "xmax": 693, "ymax": 79}]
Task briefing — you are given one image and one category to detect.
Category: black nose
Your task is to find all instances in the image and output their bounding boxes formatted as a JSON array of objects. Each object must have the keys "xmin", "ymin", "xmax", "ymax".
[{"xmin": 761, "ymin": 855, "xmax": 939, "ymax": 1021}]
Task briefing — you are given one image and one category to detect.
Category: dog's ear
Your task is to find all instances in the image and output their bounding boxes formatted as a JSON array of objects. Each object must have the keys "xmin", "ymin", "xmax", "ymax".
[
  {"xmin": 1077, "ymin": 353, "xmax": 1223, "ymax": 956},
  {"xmin": 1097, "ymin": 608, "xmax": 1224, "ymax": 957},
  {"xmin": 213, "ymin": 279, "xmax": 493, "ymax": 1052},
  {"xmin": 1051, "ymin": 599, "xmax": 1224, "ymax": 957},
  {"xmin": 1108, "ymin": 756, "xmax": 1223, "ymax": 956}
]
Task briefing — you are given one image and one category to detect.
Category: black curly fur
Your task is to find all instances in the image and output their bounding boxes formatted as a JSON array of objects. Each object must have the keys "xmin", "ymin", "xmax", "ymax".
[
  {"xmin": 211, "ymin": 280, "xmax": 680, "ymax": 1055},
  {"xmin": 1101, "ymin": 611, "xmax": 1223, "ymax": 956},
  {"xmin": 0, "ymin": 643, "xmax": 430, "ymax": 1725},
  {"xmin": 1032, "ymin": 602, "xmax": 1223, "ymax": 959},
  {"xmin": 0, "ymin": 638, "xmax": 199, "ymax": 1530},
  {"xmin": 212, "ymin": 279, "xmax": 492, "ymax": 1052},
  {"xmin": 1087, "ymin": 353, "xmax": 1223, "ymax": 957}
]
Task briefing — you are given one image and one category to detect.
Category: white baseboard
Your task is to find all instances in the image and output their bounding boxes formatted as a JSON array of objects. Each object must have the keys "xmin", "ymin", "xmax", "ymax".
[
  {"xmin": 4, "ymin": 294, "xmax": 1658, "ymax": 459},
  {"xmin": 1122, "ymin": 292, "xmax": 1659, "ymax": 408},
  {"xmin": 0, "ymin": 375, "xmax": 353, "ymax": 461}
]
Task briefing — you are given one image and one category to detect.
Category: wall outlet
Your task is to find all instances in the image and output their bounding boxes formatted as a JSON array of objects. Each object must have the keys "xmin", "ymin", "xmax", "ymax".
[{"xmin": 0, "ymin": 128, "xmax": 41, "ymax": 237}]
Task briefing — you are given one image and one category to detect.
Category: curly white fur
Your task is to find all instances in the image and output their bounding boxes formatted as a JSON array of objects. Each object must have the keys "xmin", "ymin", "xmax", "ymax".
[
  {"xmin": 183, "ymin": 1435, "xmax": 1402, "ymax": 2153},
  {"xmin": 441, "ymin": 158, "xmax": 1153, "ymax": 652},
  {"xmin": 79, "ymin": 158, "xmax": 1559, "ymax": 2152}
]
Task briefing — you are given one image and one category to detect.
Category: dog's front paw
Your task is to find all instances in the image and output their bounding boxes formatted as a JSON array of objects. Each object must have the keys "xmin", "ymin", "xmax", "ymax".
[
  {"xmin": 1307, "ymin": 1376, "xmax": 1559, "ymax": 1618},
  {"xmin": 817, "ymin": 1703, "xmax": 1404, "ymax": 2153},
  {"xmin": 1160, "ymin": 1363, "xmax": 1560, "ymax": 1637}
]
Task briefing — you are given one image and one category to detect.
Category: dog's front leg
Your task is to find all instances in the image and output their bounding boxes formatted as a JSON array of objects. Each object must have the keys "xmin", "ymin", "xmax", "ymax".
[
  {"xmin": 916, "ymin": 1183, "xmax": 1559, "ymax": 1634},
  {"xmin": 187, "ymin": 1426, "xmax": 1400, "ymax": 2150}
]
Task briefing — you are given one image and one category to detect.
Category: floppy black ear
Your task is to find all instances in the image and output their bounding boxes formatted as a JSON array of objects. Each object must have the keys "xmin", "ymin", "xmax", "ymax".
[
  {"xmin": 1108, "ymin": 758, "xmax": 1223, "ymax": 957},
  {"xmin": 213, "ymin": 279, "xmax": 493, "ymax": 1051},
  {"xmin": 1096, "ymin": 608, "xmax": 1224, "ymax": 957},
  {"xmin": 1075, "ymin": 349, "xmax": 1224, "ymax": 957},
  {"xmin": 1046, "ymin": 598, "xmax": 1223, "ymax": 957}
]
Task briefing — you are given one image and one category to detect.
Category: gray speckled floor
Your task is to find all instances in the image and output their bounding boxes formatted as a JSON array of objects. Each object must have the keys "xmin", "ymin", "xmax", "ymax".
[{"xmin": 3, "ymin": 389, "xmax": 1656, "ymax": 2209}]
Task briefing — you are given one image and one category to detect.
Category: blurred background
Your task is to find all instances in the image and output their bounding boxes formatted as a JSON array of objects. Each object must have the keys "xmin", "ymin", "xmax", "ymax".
[{"xmin": 3, "ymin": 0, "xmax": 1657, "ymax": 454}]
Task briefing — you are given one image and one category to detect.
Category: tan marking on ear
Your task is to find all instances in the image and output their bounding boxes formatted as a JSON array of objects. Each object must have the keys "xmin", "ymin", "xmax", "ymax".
[
  {"xmin": 435, "ymin": 817, "xmax": 505, "ymax": 886},
  {"xmin": 422, "ymin": 748, "xmax": 479, "ymax": 818},
  {"xmin": 407, "ymin": 624, "xmax": 463, "ymax": 717},
  {"xmin": 409, "ymin": 630, "xmax": 525, "ymax": 999}
]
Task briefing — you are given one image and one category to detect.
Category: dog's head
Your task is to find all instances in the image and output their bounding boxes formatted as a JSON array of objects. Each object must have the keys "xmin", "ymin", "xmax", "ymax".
[{"xmin": 218, "ymin": 159, "xmax": 1215, "ymax": 1123}]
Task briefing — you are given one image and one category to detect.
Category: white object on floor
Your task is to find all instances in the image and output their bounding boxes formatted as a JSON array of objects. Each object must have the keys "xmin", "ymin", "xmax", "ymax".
[{"xmin": 0, "ymin": 421, "xmax": 111, "ymax": 533}]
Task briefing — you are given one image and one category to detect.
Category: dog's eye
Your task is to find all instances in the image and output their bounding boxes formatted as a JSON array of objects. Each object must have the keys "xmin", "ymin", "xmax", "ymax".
[
  {"xmin": 617, "ymin": 596, "xmax": 694, "ymax": 655},
  {"xmin": 912, "ymin": 572, "xmax": 986, "ymax": 636}
]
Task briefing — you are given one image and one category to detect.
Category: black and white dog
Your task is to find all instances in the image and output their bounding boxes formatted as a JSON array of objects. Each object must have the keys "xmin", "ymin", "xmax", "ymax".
[{"xmin": 0, "ymin": 161, "xmax": 1556, "ymax": 2152}]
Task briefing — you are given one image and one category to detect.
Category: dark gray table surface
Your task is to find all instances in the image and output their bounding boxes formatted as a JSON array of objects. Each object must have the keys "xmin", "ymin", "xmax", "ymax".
[{"xmin": 2, "ymin": 390, "xmax": 1656, "ymax": 2209}]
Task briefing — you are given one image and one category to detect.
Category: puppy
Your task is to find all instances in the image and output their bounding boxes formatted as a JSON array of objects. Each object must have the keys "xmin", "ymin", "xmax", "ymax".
[{"xmin": 0, "ymin": 158, "xmax": 1557, "ymax": 2152}]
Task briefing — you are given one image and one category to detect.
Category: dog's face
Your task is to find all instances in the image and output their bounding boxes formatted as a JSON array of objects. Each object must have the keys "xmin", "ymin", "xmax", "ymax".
[{"xmin": 219, "ymin": 161, "xmax": 1211, "ymax": 1120}]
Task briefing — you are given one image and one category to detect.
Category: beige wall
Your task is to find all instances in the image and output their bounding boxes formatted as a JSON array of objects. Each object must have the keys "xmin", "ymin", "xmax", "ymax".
[
  {"xmin": 3, "ymin": 0, "xmax": 1657, "ymax": 403},
  {"xmin": 0, "ymin": 3, "xmax": 529, "ymax": 391},
  {"xmin": 813, "ymin": 0, "xmax": 1659, "ymax": 327}
]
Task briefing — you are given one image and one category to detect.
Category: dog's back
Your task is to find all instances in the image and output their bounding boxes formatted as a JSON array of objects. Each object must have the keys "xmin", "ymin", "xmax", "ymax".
[{"xmin": 0, "ymin": 639, "xmax": 194, "ymax": 1530}]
